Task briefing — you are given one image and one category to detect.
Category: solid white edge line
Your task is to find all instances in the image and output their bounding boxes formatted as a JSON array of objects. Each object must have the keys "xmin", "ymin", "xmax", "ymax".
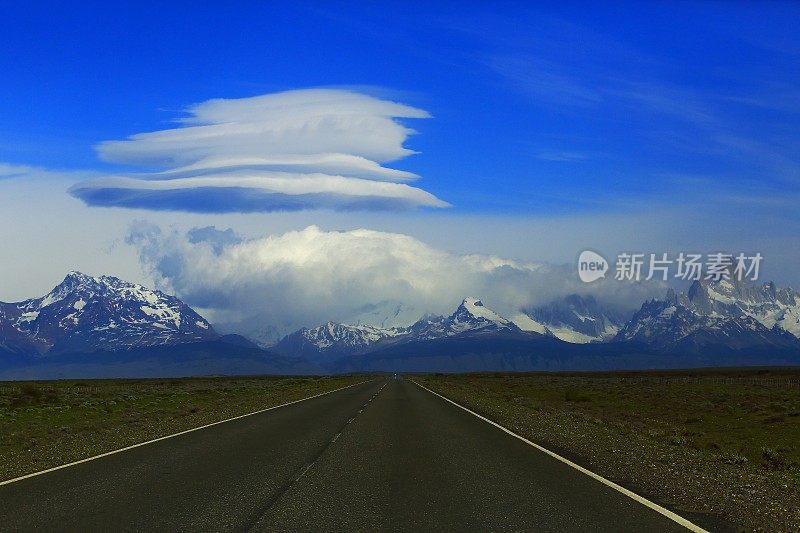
[
  {"xmin": 0, "ymin": 379, "xmax": 371, "ymax": 487},
  {"xmin": 411, "ymin": 380, "xmax": 708, "ymax": 533}
]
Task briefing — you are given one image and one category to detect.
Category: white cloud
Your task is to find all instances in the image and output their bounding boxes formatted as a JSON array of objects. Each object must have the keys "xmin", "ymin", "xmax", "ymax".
[
  {"xmin": 70, "ymin": 171, "xmax": 447, "ymax": 212},
  {"xmin": 127, "ymin": 223, "xmax": 662, "ymax": 339},
  {"xmin": 0, "ymin": 162, "xmax": 93, "ymax": 182},
  {"xmin": 70, "ymin": 89, "xmax": 446, "ymax": 212},
  {"xmin": 153, "ymin": 154, "xmax": 420, "ymax": 181}
]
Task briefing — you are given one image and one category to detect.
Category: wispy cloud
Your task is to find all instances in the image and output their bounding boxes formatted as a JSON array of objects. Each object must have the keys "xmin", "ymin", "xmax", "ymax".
[
  {"xmin": 533, "ymin": 149, "xmax": 591, "ymax": 162},
  {"xmin": 486, "ymin": 55, "xmax": 604, "ymax": 108},
  {"xmin": 723, "ymin": 82, "xmax": 800, "ymax": 115},
  {"xmin": 474, "ymin": 16, "xmax": 800, "ymax": 187},
  {"xmin": 70, "ymin": 89, "xmax": 449, "ymax": 213},
  {"xmin": 0, "ymin": 162, "xmax": 92, "ymax": 182}
]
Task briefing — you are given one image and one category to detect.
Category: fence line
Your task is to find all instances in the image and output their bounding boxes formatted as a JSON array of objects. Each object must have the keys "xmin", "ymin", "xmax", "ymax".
[{"xmin": 615, "ymin": 376, "xmax": 800, "ymax": 389}]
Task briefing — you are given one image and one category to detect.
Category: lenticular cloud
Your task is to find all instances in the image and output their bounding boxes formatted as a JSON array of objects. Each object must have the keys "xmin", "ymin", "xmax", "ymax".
[{"xmin": 69, "ymin": 89, "xmax": 449, "ymax": 212}]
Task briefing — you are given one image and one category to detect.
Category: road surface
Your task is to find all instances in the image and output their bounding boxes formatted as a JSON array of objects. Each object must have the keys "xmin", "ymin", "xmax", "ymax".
[{"xmin": 0, "ymin": 377, "xmax": 696, "ymax": 532}]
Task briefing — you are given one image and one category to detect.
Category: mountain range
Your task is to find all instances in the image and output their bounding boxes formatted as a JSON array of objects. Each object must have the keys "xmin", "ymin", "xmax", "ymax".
[
  {"xmin": 0, "ymin": 272, "xmax": 307, "ymax": 378},
  {"xmin": 1, "ymin": 272, "xmax": 799, "ymax": 378},
  {"xmin": 273, "ymin": 297, "xmax": 527, "ymax": 362},
  {"xmin": 273, "ymin": 280, "xmax": 800, "ymax": 360},
  {"xmin": 616, "ymin": 279, "xmax": 800, "ymax": 353}
]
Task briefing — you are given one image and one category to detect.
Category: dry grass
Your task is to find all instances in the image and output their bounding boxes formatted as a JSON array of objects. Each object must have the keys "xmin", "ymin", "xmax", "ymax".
[
  {"xmin": 0, "ymin": 375, "xmax": 363, "ymax": 482},
  {"xmin": 417, "ymin": 369, "xmax": 800, "ymax": 532}
]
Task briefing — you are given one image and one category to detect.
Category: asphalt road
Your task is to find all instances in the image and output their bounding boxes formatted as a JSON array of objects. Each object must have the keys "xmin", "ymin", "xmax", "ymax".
[{"xmin": 0, "ymin": 377, "xmax": 695, "ymax": 532}]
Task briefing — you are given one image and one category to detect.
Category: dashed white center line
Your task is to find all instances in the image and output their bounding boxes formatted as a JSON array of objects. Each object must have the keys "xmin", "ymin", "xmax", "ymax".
[
  {"xmin": 291, "ymin": 382, "xmax": 386, "ymax": 482},
  {"xmin": 326, "ymin": 380, "xmax": 387, "ymax": 447},
  {"xmin": 293, "ymin": 462, "xmax": 315, "ymax": 483}
]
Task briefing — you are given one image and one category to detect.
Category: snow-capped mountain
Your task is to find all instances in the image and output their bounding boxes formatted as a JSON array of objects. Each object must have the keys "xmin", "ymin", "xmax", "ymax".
[
  {"xmin": 411, "ymin": 297, "xmax": 521, "ymax": 339},
  {"xmin": 274, "ymin": 321, "xmax": 408, "ymax": 359},
  {"xmin": 616, "ymin": 280, "xmax": 800, "ymax": 352},
  {"xmin": 274, "ymin": 281, "xmax": 800, "ymax": 363},
  {"xmin": 686, "ymin": 279, "xmax": 800, "ymax": 338},
  {"xmin": 0, "ymin": 271, "xmax": 217, "ymax": 356},
  {"xmin": 273, "ymin": 297, "xmax": 525, "ymax": 359},
  {"xmin": 512, "ymin": 294, "xmax": 625, "ymax": 343},
  {"xmin": 220, "ymin": 301, "xmax": 421, "ymax": 349}
]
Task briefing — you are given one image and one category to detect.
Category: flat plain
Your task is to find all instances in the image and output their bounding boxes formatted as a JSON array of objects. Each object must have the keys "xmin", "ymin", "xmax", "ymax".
[
  {"xmin": 2, "ymin": 368, "xmax": 798, "ymax": 531},
  {"xmin": 0, "ymin": 377, "xmax": 692, "ymax": 532},
  {"xmin": 0, "ymin": 374, "xmax": 363, "ymax": 482},
  {"xmin": 417, "ymin": 368, "xmax": 800, "ymax": 532}
]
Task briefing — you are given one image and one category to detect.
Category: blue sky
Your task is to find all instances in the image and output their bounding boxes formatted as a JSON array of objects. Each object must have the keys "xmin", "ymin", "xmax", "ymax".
[
  {"xmin": 1, "ymin": 1, "xmax": 799, "ymax": 324},
  {"xmin": 4, "ymin": 1, "xmax": 798, "ymax": 213}
]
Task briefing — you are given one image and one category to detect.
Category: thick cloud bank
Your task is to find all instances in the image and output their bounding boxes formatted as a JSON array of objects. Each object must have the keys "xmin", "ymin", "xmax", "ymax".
[
  {"xmin": 127, "ymin": 224, "xmax": 662, "ymax": 339},
  {"xmin": 70, "ymin": 89, "xmax": 448, "ymax": 212}
]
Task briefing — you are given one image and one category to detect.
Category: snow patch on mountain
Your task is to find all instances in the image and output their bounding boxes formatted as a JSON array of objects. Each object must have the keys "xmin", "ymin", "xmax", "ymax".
[
  {"xmin": 512, "ymin": 294, "xmax": 624, "ymax": 344},
  {"xmin": 342, "ymin": 300, "xmax": 421, "ymax": 329},
  {"xmin": 509, "ymin": 313, "xmax": 548, "ymax": 335}
]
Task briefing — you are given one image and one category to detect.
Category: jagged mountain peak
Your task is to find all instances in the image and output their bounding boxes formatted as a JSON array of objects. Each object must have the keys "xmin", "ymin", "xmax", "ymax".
[
  {"xmin": 58, "ymin": 271, "xmax": 120, "ymax": 289},
  {"xmin": 0, "ymin": 272, "xmax": 217, "ymax": 356},
  {"xmin": 512, "ymin": 293, "xmax": 624, "ymax": 344},
  {"xmin": 686, "ymin": 278, "xmax": 797, "ymax": 306},
  {"xmin": 39, "ymin": 272, "xmax": 167, "ymax": 308},
  {"xmin": 452, "ymin": 297, "xmax": 513, "ymax": 328},
  {"xmin": 617, "ymin": 279, "xmax": 800, "ymax": 351},
  {"xmin": 64, "ymin": 270, "xmax": 91, "ymax": 281}
]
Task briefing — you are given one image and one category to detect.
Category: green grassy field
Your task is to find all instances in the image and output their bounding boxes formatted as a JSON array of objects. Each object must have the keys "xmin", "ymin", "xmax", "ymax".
[
  {"xmin": 417, "ymin": 369, "xmax": 800, "ymax": 532},
  {"xmin": 0, "ymin": 375, "xmax": 364, "ymax": 482}
]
